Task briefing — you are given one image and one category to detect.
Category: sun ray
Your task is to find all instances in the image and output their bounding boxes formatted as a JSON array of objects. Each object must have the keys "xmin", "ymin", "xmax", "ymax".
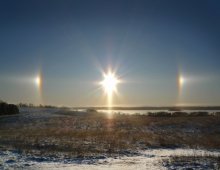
[
  {"xmin": 99, "ymin": 70, "xmax": 121, "ymax": 113},
  {"xmin": 35, "ymin": 76, "xmax": 41, "ymax": 87},
  {"xmin": 34, "ymin": 73, "xmax": 43, "ymax": 105},
  {"xmin": 177, "ymin": 73, "xmax": 187, "ymax": 106}
]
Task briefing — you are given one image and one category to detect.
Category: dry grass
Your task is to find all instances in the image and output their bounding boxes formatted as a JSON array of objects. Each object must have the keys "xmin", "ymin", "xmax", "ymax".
[{"xmin": 0, "ymin": 111, "xmax": 220, "ymax": 157}]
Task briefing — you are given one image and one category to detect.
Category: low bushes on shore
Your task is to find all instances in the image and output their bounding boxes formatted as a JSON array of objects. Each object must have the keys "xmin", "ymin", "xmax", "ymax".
[
  {"xmin": 0, "ymin": 102, "xmax": 19, "ymax": 115},
  {"xmin": 147, "ymin": 111, "xmax": 213, "ymax": 117}
]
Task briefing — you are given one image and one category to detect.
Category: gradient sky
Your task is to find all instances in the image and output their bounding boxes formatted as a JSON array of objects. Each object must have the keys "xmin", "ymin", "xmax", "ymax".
[{"xmin": 0, "ymin": 0, "xmax": 220, "ymax": 106}]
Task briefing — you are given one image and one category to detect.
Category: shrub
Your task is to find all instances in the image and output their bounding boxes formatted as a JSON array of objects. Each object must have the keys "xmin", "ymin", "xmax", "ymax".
[
  {"xmin": 172, "ymin": 112, "xmax": 188, "ymax": 117},
  {"xmin": 86, "ymin": 108, "xmax": 97, "ymax": 113},
  {"xmin": 0, "ymin": 102, "xmax": 19, "ymax": 115},
  {"xmin": 148, "ymin": 112, "xmax": 172, "ymax": 117},
  {"xmin": 189, "ymin": 112, "xmax": 209, "ymax": 116}
]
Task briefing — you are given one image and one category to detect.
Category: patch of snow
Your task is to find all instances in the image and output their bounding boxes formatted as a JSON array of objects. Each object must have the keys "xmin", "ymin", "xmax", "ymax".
[{"xmin": 0, "ymin": 148, "xmax": 220, "ymax": 169}]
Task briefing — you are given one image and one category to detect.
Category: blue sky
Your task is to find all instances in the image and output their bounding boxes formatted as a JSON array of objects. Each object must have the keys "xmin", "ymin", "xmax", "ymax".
[{"xmin": 0, "ymin": 0, "xmax": 220, "ymax": 106}]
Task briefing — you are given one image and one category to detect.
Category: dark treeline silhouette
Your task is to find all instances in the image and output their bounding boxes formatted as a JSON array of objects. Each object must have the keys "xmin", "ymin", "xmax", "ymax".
[
  {"xmin": 74, "ymin": 106, "xmax": 220, "ymax": 111},
  {"xmin": 147, "ymin": 111, "xmax": 220, "ymax": 117},
  {"xmin": 0, "ymin": 101, "xmax": 19, "ymax": 115},
  {"xmin": 18, "ymin": 103, "xmax": 56, "ymax": 108}
]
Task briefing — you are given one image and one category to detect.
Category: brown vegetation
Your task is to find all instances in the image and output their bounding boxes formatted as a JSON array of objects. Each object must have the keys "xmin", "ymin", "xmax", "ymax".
[{"xmin": 0, "ymin": 110, "xmax": 220, "ymax": 157}]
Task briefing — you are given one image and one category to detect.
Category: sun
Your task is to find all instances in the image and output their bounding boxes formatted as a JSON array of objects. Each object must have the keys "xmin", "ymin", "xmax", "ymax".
[
  {"xmin": 99, "ymin": 70, "xmax": 121, "ymax": 110},
  {"xmin": 100, "ymin": 71, "xmax": 119, "ymax": 95}
]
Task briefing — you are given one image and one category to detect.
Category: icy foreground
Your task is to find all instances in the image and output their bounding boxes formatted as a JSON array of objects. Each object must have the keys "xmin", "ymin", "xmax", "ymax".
[
  {"xmin": 0, "ymin": 108, "xmax": 220, "ymax": 169},
  {"xmin": 0, "ymin": 148, "xmax": 220, "ymax": 169}
]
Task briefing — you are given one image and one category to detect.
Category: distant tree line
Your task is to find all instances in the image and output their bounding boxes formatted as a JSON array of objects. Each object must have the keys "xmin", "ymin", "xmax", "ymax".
[
  {"xmin": 0, "ymin": 101, "xmax": 19, "ymax": 115},
  {"xmin": 18, "ymin": 102, "xmax": 57, "ymax": 108},
  {"xmin": 147, "ymin": 111, "xmax": 220, "ymax": 117}
]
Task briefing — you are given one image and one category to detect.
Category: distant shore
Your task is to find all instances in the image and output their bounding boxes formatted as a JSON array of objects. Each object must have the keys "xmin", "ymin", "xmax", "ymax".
[
  {"xmin": 17, "ymin": 104, "xmax": 220, "ymax": 111},
  {"xmin": 73, "ymin": 106, "xmax": 220, "ymax": 110}
]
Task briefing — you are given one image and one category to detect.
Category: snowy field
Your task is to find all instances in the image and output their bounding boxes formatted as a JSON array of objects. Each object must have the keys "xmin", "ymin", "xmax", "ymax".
[
  {"xmin": 1, "ymin": 148, "xmax": 220, "ymax": 169},
  {"xmin": 0, "ymin": 108, "xmax": 220, "ymax": 169}
]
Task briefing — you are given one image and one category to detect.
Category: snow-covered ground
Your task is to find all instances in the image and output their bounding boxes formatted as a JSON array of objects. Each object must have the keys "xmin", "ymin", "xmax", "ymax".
[
  {"xmin": 0, "ymin": 148, "xmax": 220, "ymax": 169},
  {"xmin": 1, "ymin": 107, "xmax": 220, "ymax": 169}
]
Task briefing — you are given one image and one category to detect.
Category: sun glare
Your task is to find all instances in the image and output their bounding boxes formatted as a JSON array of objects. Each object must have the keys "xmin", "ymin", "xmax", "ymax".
[
  {"xmin": 35, "ymin": 76, "xmax": 41, "ymax": 87},
  {"xmin": 99, "ymin": 70, "xmax": 120, "ymax": 112},
  {"xmin": 34, "ymin": 74, "xmax": 43, "ymax": 104},
  {"xmin": 179, "ymin": 76, "xmax": 185, "ymax": 86},
  {"xmin": 100, "ymin": 71, "xmax": 119, "ymax": 95}
]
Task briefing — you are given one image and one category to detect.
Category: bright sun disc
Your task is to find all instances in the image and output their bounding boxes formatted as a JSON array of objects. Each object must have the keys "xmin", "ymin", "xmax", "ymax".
[{"xmin": 100, "ymin": 72, "xmax": 119, "ymax": 95}]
